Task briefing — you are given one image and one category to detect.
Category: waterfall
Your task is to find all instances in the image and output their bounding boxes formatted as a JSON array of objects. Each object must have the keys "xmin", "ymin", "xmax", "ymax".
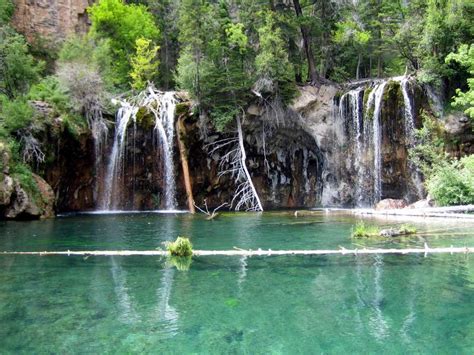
[
  {"xmin": 91, "ymin": 117, "xmax": 108, "ymax": 203},
  {"xmin": 337, "ymin": 76, "xmax": 425, "ymax": 207},
  {"xmin": 401, "ymin": 77, "xmax": 424, "ymax": 200},
  {"xmin": 401, "ymin": 78, "xmax": 415, "ymax": 141},
  {"xmin": 155, "ymin": 92, "xmax": 177, "ymax": 210},
  {"xmin": 99, "ymin": 87, "xmax": 178, "ymax": 211},
  {"xmin": 349, "ymin": 89, "xmax": 364, "ymax": 205},
  {"xmin": 367, "ymin": 82, "xmax": 387, "ymax": 204},
  {"xmin": 101, "ymin": 103, "xmax": 138, "ymax": 210}
]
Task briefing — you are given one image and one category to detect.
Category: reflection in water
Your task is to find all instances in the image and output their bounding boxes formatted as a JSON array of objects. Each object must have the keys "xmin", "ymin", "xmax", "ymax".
[
  {"xmin": 369, "ymin": 255, "xmax": 389, "ymax": 341},
  {"xmin": 154, "ymin": 268, "xmax": 179, "ymax": 338},
  {"xmin": 400, "ymin": 272, "xmax": 416, "ymax": 344},
  {"xmin": 110, "ymin": 257, "xmax": 140, "ymax": 324},
  {"xmin": 238, "ymin": 256, "xmax": 248, "ymax": 294},
  {"xmin": 354, "ymin": 256, "xmax": 365, "ymax": 334}
]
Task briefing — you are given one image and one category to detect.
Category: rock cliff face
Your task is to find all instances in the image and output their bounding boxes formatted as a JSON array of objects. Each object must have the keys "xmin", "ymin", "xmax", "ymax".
[
  {"xmin": 291, "ymin": 78, "xmax": 428, "ymax": 207},
  {"xmin": 12, "ymin": 0, "xmax": 91, "ymax": 43},
  {"xmin": 16, "ymin": 81, "xmax": 472, "ymax": 214}
]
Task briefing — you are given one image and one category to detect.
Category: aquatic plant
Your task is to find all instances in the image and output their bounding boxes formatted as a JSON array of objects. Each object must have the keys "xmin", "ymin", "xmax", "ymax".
[
  {"xmin": 165, "ymin": 237, "xmax": 193, "ymax": 257},
  {"xmin": 399, "ymin": 224, "xmax": 417, "ymax": 235},
  {"xmin": 351, "ymin": 221, "xmax": 380, "ymax": 238}
]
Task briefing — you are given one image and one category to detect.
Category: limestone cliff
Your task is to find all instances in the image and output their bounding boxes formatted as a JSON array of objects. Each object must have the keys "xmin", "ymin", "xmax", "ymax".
[{"xmin": 12, "ymin": 0, "xmax": 91, "ymax": 43}]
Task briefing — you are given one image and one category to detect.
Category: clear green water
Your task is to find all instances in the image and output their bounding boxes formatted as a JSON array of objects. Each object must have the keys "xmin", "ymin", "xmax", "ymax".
[{"xmin": 1, "ymin": 212, "xmax": 474, "ymax": 353}]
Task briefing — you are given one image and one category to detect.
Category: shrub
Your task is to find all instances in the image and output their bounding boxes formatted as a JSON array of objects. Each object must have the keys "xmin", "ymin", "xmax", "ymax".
[
  {"xmin": 0, "ymin": 26, "xmax": 44, "ymax": 98},
  {"xmin": 28, "ymin": 76, "xmax": 71, "ymax": 114},
  {"xmin": 164, "ymin": 237, "xmax": 193, "ymax": 256},
  {"xmin": 0, "ymin": 96, "xmax": 34, "ymax": 133},
  {"xmin": 427, "ymin": 155, "xmax": 474, "ymax": 206}
]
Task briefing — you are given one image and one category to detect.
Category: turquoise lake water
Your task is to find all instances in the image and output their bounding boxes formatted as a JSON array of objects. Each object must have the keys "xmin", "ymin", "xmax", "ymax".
[{"xmin": 1, "ymin": 211, "xmax": 473, "ymax": 353}]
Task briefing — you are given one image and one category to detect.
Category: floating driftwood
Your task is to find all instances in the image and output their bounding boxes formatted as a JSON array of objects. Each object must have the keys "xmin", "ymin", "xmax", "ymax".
[
  {"xmin": 355, "ymin": 205, "xmax": 474, "ymax": 219},
  {"xmin": 2, "ymin": 245, "xmax": 473, "ymax": 257}
]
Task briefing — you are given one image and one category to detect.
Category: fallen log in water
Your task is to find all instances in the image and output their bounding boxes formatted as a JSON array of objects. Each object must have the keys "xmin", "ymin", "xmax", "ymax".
[
  {"xmin": 354, "ymin": 205, "xmax": 474, "ymax": 219},
  {"xmin": 2, "ymin": 245, "xmax": 473, "ymax": 257}
]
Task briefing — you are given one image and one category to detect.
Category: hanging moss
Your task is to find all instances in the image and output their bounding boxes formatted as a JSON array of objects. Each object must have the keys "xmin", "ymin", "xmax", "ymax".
[
  {"xmin": 383, "ymin": 80, "xmax": 401, "ymax": 102},
  {"xmin": 135, "ymin": 107, "xmax": 155, "ymax": 130},
  {"xmin": 175, "ymin": 102, "xmax": 190, "ymax": 117},
  {"xmin": 381, "ymin": 80, "xmax": 403, "ymax": 122},
  {"xmin": 363, "ymin": 86, "xmax": 373, "ymax": 117}
]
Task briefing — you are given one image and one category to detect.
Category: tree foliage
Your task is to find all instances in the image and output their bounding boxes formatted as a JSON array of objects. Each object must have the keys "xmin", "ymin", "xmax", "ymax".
[
  {"xmin": 88, "ymin": 0, "xmax": 160, "ymax": 88},
  {"xmin": 129, "ymin": 37, "xmax": 159, "ymax": 91},
  {"xmin": 446, "ymin": 44, "xmax": 474, "ymax": 119},
  {"xmin": 0, "ymin": 27, "xmax": 44, "ymax": 98}
]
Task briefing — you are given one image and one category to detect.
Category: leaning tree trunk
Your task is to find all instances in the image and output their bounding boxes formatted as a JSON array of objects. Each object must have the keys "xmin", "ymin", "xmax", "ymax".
[
  {"xmin": 292, "ymin": 0, "xmax": 320, "ymax": 85},
  {"xmin": 176, "ymin": 115, "xmax": 195, "ymax": 213}
]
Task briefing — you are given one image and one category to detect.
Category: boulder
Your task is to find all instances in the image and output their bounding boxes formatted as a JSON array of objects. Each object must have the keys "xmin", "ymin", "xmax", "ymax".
[
  {"xmin": 5, "ymin": 181, "xmax": 41, "ymax": 219},
  {"xmin": 33, "ymin": 174, "xmax": 55, "ymax": 218},
  {"xmin": 407, "ymin": 198, "xmax": 435, "ymax": 209},
  {"xmin": 3, "ymin": 174, "xmax": 55, "ymax": 220},
  {"xmin": 375, "ymin": 198, "xmax": 407, "ymax": 210},
  {"xmin": 0, "ymin": 175, "xmax": 14, "ymax": 206}
]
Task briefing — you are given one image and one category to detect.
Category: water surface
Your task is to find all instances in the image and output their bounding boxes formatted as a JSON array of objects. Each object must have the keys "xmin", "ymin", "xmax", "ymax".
[{"xmin": 1, "ymin": 212, "xmax": 473, "ymax": 353}]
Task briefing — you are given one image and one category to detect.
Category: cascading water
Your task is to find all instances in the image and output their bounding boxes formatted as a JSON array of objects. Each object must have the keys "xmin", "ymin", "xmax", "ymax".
[
  {"xmin": 338, "ymin": 76, "xmax": 423, "ymax": 207},
  {"xmin": 401, "ymin": 78, "xmax": 424, "ymax": 200},
  {"xmin": 101, "ymin": 103, "xmax": 138, "ymax": 210},
  {"xmin": 99, "ymin": 86, "xmax": 178, "ymax": 211},
  {"xmin": 367, "ymin": 82, "xmax": 387, "ymax": 204},
  {"xmin": 155, "ymin": 92, "xmax": 177, "ymax": 210}
]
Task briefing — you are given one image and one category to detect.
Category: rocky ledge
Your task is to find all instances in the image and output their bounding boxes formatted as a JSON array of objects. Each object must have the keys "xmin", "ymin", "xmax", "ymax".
[{"xmin": 0, "ymin": 149, "xmax": 54, "ymax": 220}]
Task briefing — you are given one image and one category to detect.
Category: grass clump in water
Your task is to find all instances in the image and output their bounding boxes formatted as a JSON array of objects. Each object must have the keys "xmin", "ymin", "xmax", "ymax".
[
  {"xmin": 398, "ymin": 224, "xmax": 417, "ymax": 235},
  {"xmin": 165, "ymin": 237, "xmax": 193, "ymax": 257},
  {"xmin": 351, "ymin": 221, "xmax": 380, "ymax": 238}
]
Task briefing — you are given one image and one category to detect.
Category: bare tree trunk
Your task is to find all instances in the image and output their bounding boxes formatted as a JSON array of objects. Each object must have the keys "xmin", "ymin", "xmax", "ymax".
[
  {"xmin": 236, "ymin": 116, "xmax": 263, "ymax": 211},
  {"xmin": 356, "ymin": 53, "xmax": 361, "ymax": 80},
  {"xmin": 176, "ymin": 115, "xmax": 195, "ymax": 213},
  {"xmin": 377, "ymin": 0, "xmax": 383, "ymax": 78},
  {"xmin": 292, "ymin": 0, "xmax": 320, "ymax": 85}
]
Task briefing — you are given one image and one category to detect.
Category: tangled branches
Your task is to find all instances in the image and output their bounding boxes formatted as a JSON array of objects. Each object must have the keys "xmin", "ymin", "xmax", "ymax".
[
  {"xmin": 19, "ymin": 130, "xmax": 45, "ymax": 164},
  {"xmin": 206, "ymin": 116, "xmax": 263, "ymax": 212}
]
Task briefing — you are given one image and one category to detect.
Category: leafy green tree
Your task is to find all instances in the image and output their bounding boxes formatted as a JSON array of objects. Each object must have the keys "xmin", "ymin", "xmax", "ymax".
[
  {"xmin": 0, "ymin": 95, "xmax": 34, "ymax": 133},
  {"xmin": 0, "ymin": 27, "xmax": 44, "ymax": 98},
  {"xmin": 446, "ymin": 44, "xmax": 474, "ymax": 119},
  {"xmin": 0, "ymin": 0, "xmax": 14, "ymax": 25},
  {"xmin": 427, "ymin": 155, "xmax": 474, "ymax": 206},
  {"xmin": 129, "ymin": 37, "xmax": 159, "ymax": 91},
  {"xmin": 88, "ymin": 0, "xmax": 160, "ymax": 88},
  {"xmin": 333, "ymin": 20, "xmax": 371, "ymax": 79}
]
